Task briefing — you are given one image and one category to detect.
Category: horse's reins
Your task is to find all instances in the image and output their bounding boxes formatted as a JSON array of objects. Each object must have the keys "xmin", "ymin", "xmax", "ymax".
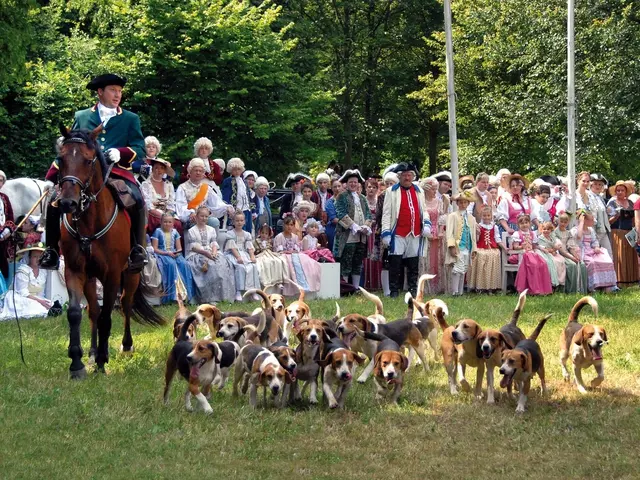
[{"xmin": 58, "ymin": 136, "xmax": 118, "ymax": 255}]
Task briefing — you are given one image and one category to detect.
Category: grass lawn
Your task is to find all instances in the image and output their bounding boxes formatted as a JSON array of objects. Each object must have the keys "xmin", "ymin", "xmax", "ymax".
[{"xmin": 1, "ymin": 289, "xmax": 639, "ymax": 479}]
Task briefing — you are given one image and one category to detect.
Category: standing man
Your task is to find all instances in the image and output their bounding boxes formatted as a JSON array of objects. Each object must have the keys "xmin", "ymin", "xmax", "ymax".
[
  {"xmin": 381, "ymin": 163, "xmax": 432, "ymax": 297},
  {"xmin": 39, "ymin": 73, "xmax": 148, "ymax": 272}
]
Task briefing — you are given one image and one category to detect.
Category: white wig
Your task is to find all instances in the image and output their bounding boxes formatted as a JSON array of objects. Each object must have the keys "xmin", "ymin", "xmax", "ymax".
[
  {"xmin": 144, "ymin": 136, "xmax": 162, "ymax": 154},
  {"xmin": 383, "ymin": 171, "xmax": 399, "ymax": 185},
  {"xmin": 213, "ymin": 158, "xmax": 226, "ymax": 172},
  {"xmin": 255, "ymin": 176, "xmax": 270, "ymax": 189},
  {"xmin": 226, "ymin": 157, "xmax": 245, "ymax": 173},
  {"xmin": 419, "ymin": 176, "xmax": 439, "ymax": 191},
  {"xmin": 316, "ymin": 172, "xmax": 331, "ymax": 183},
  {"xmin": 187, "ymin": 158, "xmax": 206, "ymax": 173},
  {"xmin": 0, "ymin": 170, "xmax": 6, "ymax": 181},
  {"xmin": 193, "ymin": 137, "xmax": 213, "ymax": 156}
]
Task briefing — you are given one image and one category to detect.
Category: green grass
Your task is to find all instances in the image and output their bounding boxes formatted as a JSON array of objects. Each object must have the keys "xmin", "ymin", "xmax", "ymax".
[{"xmin": 1, "ymin": 290, "xmax": 640, "ymax": 479}]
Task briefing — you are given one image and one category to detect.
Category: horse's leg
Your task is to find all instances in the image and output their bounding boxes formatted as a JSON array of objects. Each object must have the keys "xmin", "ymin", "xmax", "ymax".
[
  {"xmin": 84, "ymin": 278, "xmax": 100, "ymax": 364},
  {"xmin": 66, "ymin": 274, "xmax": 87, "ymax": 380},
  {"xmin": 96, "ymin": 276, "xmax": 119, "ymax": 373},
  {"xmin": 120, "ymin": 272, "xmax": 140, "ymax": 353}
]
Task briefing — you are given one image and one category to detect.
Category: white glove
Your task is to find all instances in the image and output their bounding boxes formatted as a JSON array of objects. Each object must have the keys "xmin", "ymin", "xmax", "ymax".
[
  {"xmin": 105, "ymin": 148, "xmax": 120, "ymax": 164},
  {"xmin": 0, "ymin": 227, "xmax": 10, "ymax": 240},
  {"xmin": 350, "ymin": 223, "xmax": 361, "ymax": 234},
  {"xmin": 422, "ymin": 225, "xmax": 431, "ymax": 237},
  {"xmin": 382, "ymin": 236, "xmax": 391, "ymax": 247}
]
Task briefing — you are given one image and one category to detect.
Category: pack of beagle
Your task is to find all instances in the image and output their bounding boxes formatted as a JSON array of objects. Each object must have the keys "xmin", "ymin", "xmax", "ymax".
[{"xmin": 163, "ymin": 288, "xmax": 609, "ymax": 414}]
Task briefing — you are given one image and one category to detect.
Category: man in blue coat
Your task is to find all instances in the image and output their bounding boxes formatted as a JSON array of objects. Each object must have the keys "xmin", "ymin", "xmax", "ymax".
[{"xmin": 40, "ymin": 74, "xmax": 148, "ymax": 272}]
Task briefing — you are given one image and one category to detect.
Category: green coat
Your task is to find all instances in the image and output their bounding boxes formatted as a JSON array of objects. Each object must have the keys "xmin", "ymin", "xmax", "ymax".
[{"xmin": 72, "ymin": 103, "xmax": 145, "ymax": 170}]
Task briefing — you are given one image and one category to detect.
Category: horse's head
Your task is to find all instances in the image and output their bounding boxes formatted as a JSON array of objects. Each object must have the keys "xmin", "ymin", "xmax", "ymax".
[{"xmin": 57, "ymin": 125, "xmax": 105, "ymax": 213}]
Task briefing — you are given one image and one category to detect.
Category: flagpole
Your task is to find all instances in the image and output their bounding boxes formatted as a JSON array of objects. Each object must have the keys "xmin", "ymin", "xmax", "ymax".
[
  {"xmin": 567, "ymin": 0, "xmax": 577, "ymax": 217},
  {"xmin": 444, "ymin": 0, "xmax": 459, "ymax": 200}
]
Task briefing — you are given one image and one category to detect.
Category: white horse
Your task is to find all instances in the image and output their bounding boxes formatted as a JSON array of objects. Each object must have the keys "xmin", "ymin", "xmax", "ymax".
[{"xmin": 0, "ymin": 178, "xmax": 54, "ymax": 219}]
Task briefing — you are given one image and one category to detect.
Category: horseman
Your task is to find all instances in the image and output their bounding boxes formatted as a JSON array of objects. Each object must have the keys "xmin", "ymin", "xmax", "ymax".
[{"xmin": 39, "ymin": 73, "xmax": 148, "ymax": 272}]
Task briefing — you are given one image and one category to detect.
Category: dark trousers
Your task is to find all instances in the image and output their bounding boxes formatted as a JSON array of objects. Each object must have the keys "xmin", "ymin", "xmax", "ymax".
[{"xmin": 388, "ymin": 255, "xmax": 420, "ymax": 296}]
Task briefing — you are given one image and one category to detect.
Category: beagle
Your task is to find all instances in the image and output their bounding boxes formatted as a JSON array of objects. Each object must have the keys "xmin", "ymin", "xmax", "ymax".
[
  {"xmin": 414, "ymin": 273, "xmax": 438, "ymax": 306},
  {"xmin": 499, "ymin": 314, "xmax": 551, "ymax": 413},
  {"xmin": 268, "ymin": 293, "xmax": 288, "ymax": 338},
  {"xmin": 559, "ymin": 296, "xmax": 606, "ymax": 394},
  {"xmin": 293, "ymin": 319, "xmax": 328, "ymax": 404},
  {"xmin": 372, "ymin": 336, "xmax": 409, "ymax": 404},
  {"xmin": 163, "ymin": 313, "xmax": 221, "ymax": 414},
  {"xmin": 358, "ymin": 287, "xmax": 387, "ymax": 324},
  {"xmin": 476, "ymin": 290, "xmax": 528, "ymax": 403},
  {"xmin": 216, "ymin": 310, "xmax": 267, "ymax": 347},
  {"xmin": 172, "ymin": 293, "xmax": 197, "ymax": 342},
  {"xmin": 195, "ymin": 303, "xmax": 223, "ymax": 339},
  {"xmin": 404, "ymin": 293, "xmax": 441, "ymax": 365},
  {"xmin": 285, "ymin": 282, "xmax": 311, "ymax": 331},
  {"xmin": 269, "ymin": 341, "xmax": 299, "ymax": 406},
  {"xmin": 233, "ymin": 344, "xmax": 293, "ymax": 408},
  {"xmin": 318, "ymin": 337, "xmax": 364, "ymax": 409},
  {"xmin": 438, "ymin": 309, "xmax": 484, "ymax": 398},
  {"xmin": 338, "ymin": 313, "xmax": 429, "ymax": 383},
  {"xmin": 212, "ymin": 340, "xmax": 241, "ymax": 390}
]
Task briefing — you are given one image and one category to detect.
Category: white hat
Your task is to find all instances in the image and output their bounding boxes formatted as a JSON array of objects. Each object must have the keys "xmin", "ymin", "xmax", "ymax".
[
  {"xmin": 243, "ymin": 170, "xmax": 257, "ymax": 180},
  {"xmin": 213, "ymin": 158, "xmax": 226, "ymax": 171},
  {"xmin": 0, "ymin": 170, "xmax": 6, "ymax": 181},
  {"xmin": 383, "ymin": 171, "xmax": 399, "ymax": 184}
]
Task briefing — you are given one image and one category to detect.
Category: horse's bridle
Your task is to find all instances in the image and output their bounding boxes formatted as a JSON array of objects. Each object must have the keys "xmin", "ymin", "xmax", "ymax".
[{"xmin": 58, "ymin": 135, "xmax": 117, "ymax": 254}]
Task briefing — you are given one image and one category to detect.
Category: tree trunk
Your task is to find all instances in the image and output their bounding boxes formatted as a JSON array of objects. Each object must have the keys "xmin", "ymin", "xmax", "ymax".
[{"xmin": 428, "ymin": 121, "xmax": 439, "ymax": 175}]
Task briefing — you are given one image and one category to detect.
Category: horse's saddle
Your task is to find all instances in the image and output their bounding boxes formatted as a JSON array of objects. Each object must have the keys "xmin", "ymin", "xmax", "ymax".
[{"xmin": 107, "ymin": 179, "xmax": 136, "ymax": 209}]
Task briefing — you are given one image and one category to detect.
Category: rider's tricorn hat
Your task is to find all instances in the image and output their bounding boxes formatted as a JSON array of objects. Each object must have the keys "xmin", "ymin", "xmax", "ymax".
[{"xmin": 86, "ymin": 74, "xmax": 127, "ymax": 91}]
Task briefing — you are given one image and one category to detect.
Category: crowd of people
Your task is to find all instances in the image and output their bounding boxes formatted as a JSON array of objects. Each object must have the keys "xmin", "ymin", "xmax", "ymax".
[{"xmin": 1, "ymin": 73, "xmax": 640, "ymax": 320}]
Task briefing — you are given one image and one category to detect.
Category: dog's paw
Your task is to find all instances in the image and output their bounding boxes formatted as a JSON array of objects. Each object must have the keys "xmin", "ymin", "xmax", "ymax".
[
  {"xmin": 563, "ymin": 374, "xmax": 571, "ymax": 383},
  {"xmin": 203, "ymin": 406, "xmax": 214, "ymax": 415},
  {"xmin": 591, "ymin": 377, "xmax": 604, "ymax": 388},
  {"xmin": 577, "ymin": 384, "xmax": 588, "ymax": 394},
  {"xmin": 328, "ymin": 401, "xmax": 338, "ymax": 409},
  {"xmin": 515, "ymin": 405, "xmax": 525, "ymax": 414},
  {"xmin": 185, "ymin": 404, "xmax": 194, "ymax": 413},
  {"xmin": 309, "ymin": 396, "xmax": 318, "ymax": 405},
  {"xmin": 357, "ymin": 376, "xmax": 368, "ymax": 384}
]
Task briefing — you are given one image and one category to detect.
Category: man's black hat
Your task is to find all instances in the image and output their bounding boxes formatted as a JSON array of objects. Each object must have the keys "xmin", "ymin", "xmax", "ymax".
[{"xmin": 86, "ymin": 74, "xmax": 127, "ymax": 91}]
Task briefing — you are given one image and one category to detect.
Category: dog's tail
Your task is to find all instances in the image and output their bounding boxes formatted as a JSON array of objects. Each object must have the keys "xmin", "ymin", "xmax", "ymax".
[
  {"xmin": 243, "ymin": 288, "xmax": 272, "ymax": 310},
  {"xmin": 509, "ymin": 289, "xmax": 528, "ymax": 326},
  {"xmin": 404, "ymin": 293, "xmax": 424, "ymax": 320},
  {"xmin": 359, "ymin": 286, "xmax": 384, "ymax": 316},
  {"xmin": 415, "ymin": 274, "xmax": 436, "ymax": 303},
  {"xmin": 434, "ymin": 304, "xmax": 449, "ymax": 330},
  {"xmin": 331, "ymin": 302, "xmax": 341, "ymax": 324},
  {"xmin": 286, "ymin": 278, "xmax": 305, "ymax": 303},
  {"xmin": 178, "ymin": 313, "xmax": 201, "ymax": 342},
  {"xmin": 528, "ymin": 314, "xmax": 552, "ymax": 341},
  {"xmin": 256, "ymin": 309, "xmax": 267, "ymax": 334},
  {"xmin": 568, "ymin": 296, "xmax": 598, "ymax": 323},
  {"xmin": 426, "ymin": 298, "xmax": 448, "ymax": 320}
]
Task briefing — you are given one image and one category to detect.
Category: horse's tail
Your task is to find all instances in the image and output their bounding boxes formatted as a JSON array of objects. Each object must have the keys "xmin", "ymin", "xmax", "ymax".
[{"xmin": 132, "ymin": 282, "xmax": 166, "ymax": 326}]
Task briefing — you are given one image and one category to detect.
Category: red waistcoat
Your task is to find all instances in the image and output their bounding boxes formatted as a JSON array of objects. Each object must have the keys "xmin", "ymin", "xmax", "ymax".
[{"xmin": 395, "ymin": 186, "xmax": 421, "ymax": 237}]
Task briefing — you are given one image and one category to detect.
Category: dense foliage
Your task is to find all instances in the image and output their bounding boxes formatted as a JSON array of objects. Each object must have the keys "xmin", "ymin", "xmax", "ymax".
[{"xmin": 1, "ymin": 0, "xmax": 639, "ymax": 182}]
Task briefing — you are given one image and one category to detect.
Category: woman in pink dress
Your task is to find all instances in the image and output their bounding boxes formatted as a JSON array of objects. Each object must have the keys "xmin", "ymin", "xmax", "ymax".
[
  {"xmin": 497, "ymin": 174, "xmax": 537, "ymax": 234},
  {"xmin": 509, "ymin": 214, "xmax": 552, "ymax": 295},
  {"xmin": 418, "ymin": 176, "xmax": 447, "ymax": 294},
  {"xmin": 571, "ymin": 210, "xmax": 617, "ymax": 292},
  {"xmin": 363, "ymin": 178, "xmax": 382, "ymax": 290}
]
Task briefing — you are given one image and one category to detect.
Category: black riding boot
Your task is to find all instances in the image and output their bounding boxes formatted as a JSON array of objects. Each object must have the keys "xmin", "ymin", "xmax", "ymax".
[
  {"xmin": 127, "ymin": 205, "xmax": 148, "ymax": 273},
  {"xmin": 388, "ymin": 254, "xmax": 404, "ymax": 298},
  {"xmin": 39, "ymin": 201, "xmax": 61, "ymax": 270},
  {"xmin": 405, "ymin": 256, "xmax": 420, "ymax": 297}
]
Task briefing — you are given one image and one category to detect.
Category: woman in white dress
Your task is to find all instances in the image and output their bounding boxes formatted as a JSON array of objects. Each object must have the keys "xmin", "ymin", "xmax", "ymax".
[
  {"xmin": 140, "ymin": 157, "xmax": 181, "ymax": 234},
  {"xmin": 0, "ymin": 242, "xmax": 52, "ymax": 320},
  {"xmin": 224, "ymin": 211, "xmax": 261, "ymax": 301}
]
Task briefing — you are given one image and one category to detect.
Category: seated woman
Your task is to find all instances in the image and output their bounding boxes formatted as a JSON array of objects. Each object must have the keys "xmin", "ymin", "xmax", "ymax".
[
  {"xmin": 179, "ymin": 137, "xmax": 223, "ymax": 190},
  {"xmin": 571, "ymin": 210, "xmax": 617, "ymax": 292},
  {"xmin": 151, "ymin": 213, "xmax": 195, "ymax": 304},
  {"xmin": 253, "ymin": 223, "xmax": 291, "ymax": 291},
  {"xmin": 0, "ymin": 242, "xmax": 52, "ymax": 320},
  {"xmin": 273, "ymin": 216, "xmax": 321, "ymax": 296},
  {"xmin": 185, "ymin": 206, "xmax": 236, "ymax": 303},
  {"xmin": 221, "ymin": 158, "xmax": 255, "ymax": 233},
  {"xmin": 140, "ymin": 157, "xmax": 181, "ymax": 235}
]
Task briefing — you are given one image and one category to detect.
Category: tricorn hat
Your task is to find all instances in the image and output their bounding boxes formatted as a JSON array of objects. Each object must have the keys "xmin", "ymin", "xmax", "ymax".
[
  {"xmin": 338, "ymin": 169, "xmax": 365, "ymax": 184},
  {"xmin": 392, "ymin": 163, "xmax": 419, "ymax": 178},
  {"xmin": 86, "ymin": 73, "xmax": 127, "ymax": 91},
  {"xmin": 283, "ymin": 172, "xmax": 312, "ymax": 188}
]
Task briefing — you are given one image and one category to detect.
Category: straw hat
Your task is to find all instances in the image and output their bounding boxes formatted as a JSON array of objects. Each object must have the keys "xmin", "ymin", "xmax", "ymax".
[
  {"xmin": 451, "ymin": 189, "xmax": 475, "ymax": 203},
  {"xmin": 146, "ymin": 157, "xmax": 175, "ymax": 178},
  {"xmin": 293, "ymin": 200, "xmax": 317, "ymax": 215},
  {"xmin": 507, "ymin": 173, "xmax": 530, "ymax": 189},
  {"xmin": 608, "ymin": 180, "xmax": 633, "ymax": 197},
  {"xmin": 459, "ymin": 175, "xmax": 475, "ymax": 190},
  {"xmin": 17, "ymin": 241, "xmax": 45, "ymax": 255}
]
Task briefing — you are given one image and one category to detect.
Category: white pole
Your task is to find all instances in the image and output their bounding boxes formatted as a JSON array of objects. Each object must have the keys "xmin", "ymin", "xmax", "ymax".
[
  {"xmin": 444, "ymin": 0, "xmax": 460, "ymax": 200},
  {"xmin": 567, "ymin": 0, "xmax": 577, "ymax": 216}
]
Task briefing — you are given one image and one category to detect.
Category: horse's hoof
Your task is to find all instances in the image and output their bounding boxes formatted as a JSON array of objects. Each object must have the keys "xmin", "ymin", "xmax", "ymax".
[
  {"xmin": 70, "ymin": 367, "xmax": 88, "ymax": 381},
  {"xmin": 120, "ymin": 345, "xmax": 134, "ymax": 354},
  {"xmin": 94, "ymin": 364, "xmax": 107, "ymax": 374}
]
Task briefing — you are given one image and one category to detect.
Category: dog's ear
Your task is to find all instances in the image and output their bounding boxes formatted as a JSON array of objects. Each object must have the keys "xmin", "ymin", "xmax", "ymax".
[
  {"xmin": 373, "ymin": 352, "xmax": 383, "ymax": 377},
  {"xmin": 521, "ymin": 352, "xmax": 532, "ymax": 375},
  {"xmin": 498, "ymin": 332, "xmax": 514, "ymax": 350},
  {"xmin": 353, "ymin": 353, "xmax": 365, "ymax": 365},
  {"xmin": 207, "ymin": 342, "xmax": 221, "ymax": 363},
  {"xmin": 318, "ymin": 352, "xmax": 332, "ymax": 368},
  {"xmin": 400, "ymin": 354, "xmax": 409, "ymax": 372},
  {"xmin": 600, "ymin": 328, "xmax": 608, "ymax": 343},
  {"xmin": 284, "ymin": 370, "xmax": 294, "ymax": 384},
  {"xmin": 573, "ymin": 328, "xmax": 585, "ymax": 346}
]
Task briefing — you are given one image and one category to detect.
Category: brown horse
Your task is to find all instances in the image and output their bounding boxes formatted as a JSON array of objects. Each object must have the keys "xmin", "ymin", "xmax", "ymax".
[{"xmin": 57, "ymin": 125, "xmax": 164, "ymax": 378}]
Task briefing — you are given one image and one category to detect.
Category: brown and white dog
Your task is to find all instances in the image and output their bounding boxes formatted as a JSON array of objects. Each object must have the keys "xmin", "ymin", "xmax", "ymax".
[
  {"xmin": 195, "ymin": 303, "xmax": 223, "ymax": 339},
  {"xmin": 285, "ymin": 282, "xmax": 311, "ymax": 332},
  {"xmin": 216, "ymin": 309, "xmax": 267, "ymax": 347},
  {"xmin": 499, "ymin": 314, "xmax": 551, "ymax": 413},
  {"xmin": 559, "ymin": 296, "xmax": 606, "ymax": 394},
  {"xmin": 437, "ymin": 309, "xmax": 484, "ymax": 398},
  {"xmin": 268, "ymin": 292, "xmax": 288, "ymax": 337},
  {"xmin": 476, "ymin": 290, "xmax": 528, "ymax": 403},
  {"xmin": 371, "ymin": 336, "xmax": 409, "ymax": 404},
  {"xmin": 318, "ymin": 335, "xmax": 364, "ymax": 409},
  {"xmin": 404, "ymin": 293, "xmax": 442, "ymax": 365},
  {"xmin": 172, "ymin": 294, "xmax": 197, "ymax": 342},
  {"xmin": 233, "ymin": 344, "xmax": 293, "ymax": 408},
  {"xmin": 293, "ymin": 318, "xmax": 329, "ymax": 404},
  {"xmin": 338, "ymin": 313, "xmax": 429, "ymax": 383},
  {"xmin": 163, "ymin": 313, "xmax": 221, "ymax": 414}
]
